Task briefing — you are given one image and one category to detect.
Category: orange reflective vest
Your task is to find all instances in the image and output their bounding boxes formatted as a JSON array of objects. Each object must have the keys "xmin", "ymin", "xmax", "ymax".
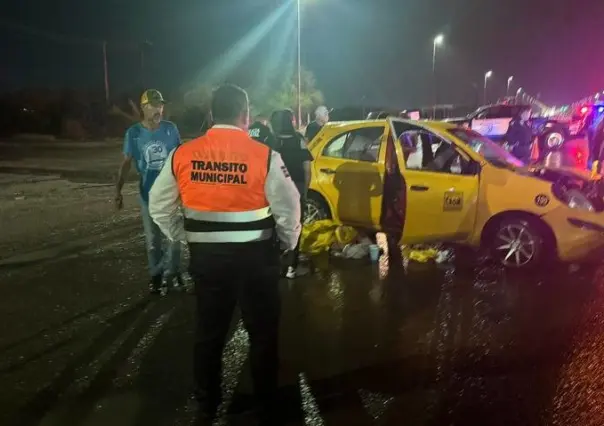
[{"xmin": 171, "ymin": 126, "xmax": 274, "ymax": 244}]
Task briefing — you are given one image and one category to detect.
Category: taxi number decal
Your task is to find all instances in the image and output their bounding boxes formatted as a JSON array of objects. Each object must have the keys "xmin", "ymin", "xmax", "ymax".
[
  {"xmin": 535, "ymin": 194, "xmax": 550, "ymax": 207},
  {"xmin": 443, "ymin": 191, "xmax": 463, "ymax": 211}
]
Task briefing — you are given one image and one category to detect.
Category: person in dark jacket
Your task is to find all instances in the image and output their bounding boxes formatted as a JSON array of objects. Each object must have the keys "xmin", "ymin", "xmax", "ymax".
[
  {"xmin": 248, "ymin": 115, "xmax": 276, "ymax": 148},
  {"xmin": 506, "ymin": 108, "xmax": 533, "ymax": 163},
  {"xmin": 592, "ymin": 116, "xmax": 604, "ymax": 173},
  {"xmin": 271, "ymin": 109, "xmax": 313, "ymax": 279}
]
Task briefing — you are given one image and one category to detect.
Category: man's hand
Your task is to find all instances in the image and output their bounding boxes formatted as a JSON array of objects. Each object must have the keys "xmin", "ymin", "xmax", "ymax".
[{"xmin": 115, "ymin": 193, "xmax": 124, "ymax": 210}]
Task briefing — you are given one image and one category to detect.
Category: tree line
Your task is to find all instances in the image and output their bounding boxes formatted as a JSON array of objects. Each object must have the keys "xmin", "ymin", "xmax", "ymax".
[{"xmin": 0, "ymin": 68, "xmax": 324, "ymax": 140}]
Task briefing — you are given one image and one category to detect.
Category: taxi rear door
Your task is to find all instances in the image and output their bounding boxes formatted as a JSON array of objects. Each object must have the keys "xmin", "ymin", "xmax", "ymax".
[
  {"xmin": 390, "ymin": 120, "xmax": 480, "ymax": 244},
  {"xmin": 313, "ymin": 123, "xmax": 389, "ymax": 228}
]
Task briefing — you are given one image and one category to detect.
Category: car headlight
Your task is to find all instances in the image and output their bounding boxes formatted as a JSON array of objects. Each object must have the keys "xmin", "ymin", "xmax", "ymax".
[
  {"xmin": 566, "ymin": 189, "xmax": 595, "ymax": 211},
  {"xmin": 546, "ymin": 132, "xmax": 564, "ymax": 148}
]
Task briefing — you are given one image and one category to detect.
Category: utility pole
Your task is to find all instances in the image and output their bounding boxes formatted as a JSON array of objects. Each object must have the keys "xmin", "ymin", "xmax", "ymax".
[{"xmin": 102, "ymin": 41, "xmax": 109, "ymax": 104}]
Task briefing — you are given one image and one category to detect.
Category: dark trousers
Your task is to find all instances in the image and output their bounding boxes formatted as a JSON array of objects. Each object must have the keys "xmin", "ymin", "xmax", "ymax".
[
  {"xmin": 189, "ymin": 240, "xmax": 281, "ymax": 411},
  {"xmin": 287, "ymin": 182, "xmax": 306, "ymax": 270}
]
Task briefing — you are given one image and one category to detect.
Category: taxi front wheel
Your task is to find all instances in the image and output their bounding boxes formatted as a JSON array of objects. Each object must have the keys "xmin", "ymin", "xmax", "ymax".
[
  {"xmin": 490, "ymin": 218, "xmax": 549, "ymax": 269},
  {"xmin": 304, "ymin": 195, "xmax": 331, "ymax": 225}
]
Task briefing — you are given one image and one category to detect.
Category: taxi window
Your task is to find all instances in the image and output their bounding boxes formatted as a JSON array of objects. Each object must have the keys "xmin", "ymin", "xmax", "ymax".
[
  {"xmin": 322, "ymin": 127, "xmax": 384, "ymax": 163},
  {"xmin": 483, "ymin": 107, "xmax": 507, "ymax": 119},
  {"xmin": 398, "ymin": 129, "xmax": 472, "ymax": 175},
  {"xmin": 476, "ymin": 105, "xmax": 528, "ymax": 119}
]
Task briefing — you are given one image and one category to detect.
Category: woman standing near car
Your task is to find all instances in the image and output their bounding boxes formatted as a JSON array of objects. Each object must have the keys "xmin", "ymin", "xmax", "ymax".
[{"xmin": 270, "ymin": 109, "xmax": 314, "ymax": 278}]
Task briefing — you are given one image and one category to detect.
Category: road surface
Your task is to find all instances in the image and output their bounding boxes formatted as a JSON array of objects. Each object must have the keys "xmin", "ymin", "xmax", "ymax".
[{"xmin": 1, "ymin": 139, "xmax": 604, "ymax": 426}]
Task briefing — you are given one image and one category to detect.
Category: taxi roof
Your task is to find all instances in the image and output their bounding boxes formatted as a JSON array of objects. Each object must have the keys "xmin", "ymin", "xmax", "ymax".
[{"xmin": 323, "ymin": 118, "xmax": 459, "ymax": 132}]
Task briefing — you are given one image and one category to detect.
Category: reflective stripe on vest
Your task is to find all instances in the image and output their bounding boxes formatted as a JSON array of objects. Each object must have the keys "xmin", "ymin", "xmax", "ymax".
[
  {"xmin": 172, "ymin": 127, "xmax": 273, "ymax": 244},
  {"xmin": 185, "ymin": 229, "xmax": 273, "ymax": 244},
  {"xmin": 183, "ymin": 206, "xmax": 274, "ymax": 242}
]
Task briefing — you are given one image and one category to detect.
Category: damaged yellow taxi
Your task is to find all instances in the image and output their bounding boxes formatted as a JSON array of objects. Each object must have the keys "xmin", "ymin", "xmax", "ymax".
[{"xmin": 305, "ymin": 118, "xmax": 604, "ymax": 269}]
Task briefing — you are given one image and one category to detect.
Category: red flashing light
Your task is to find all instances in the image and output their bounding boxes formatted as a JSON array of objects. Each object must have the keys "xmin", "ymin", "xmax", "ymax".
[{"xmin": 580, "ymin": 106, "xmax": 590, "ymax": 115}]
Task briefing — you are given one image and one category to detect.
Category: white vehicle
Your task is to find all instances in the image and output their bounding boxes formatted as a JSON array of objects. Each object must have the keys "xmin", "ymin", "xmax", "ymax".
[
  {"xmin": 446, "ymin": 104, "xmax": 532, "ymax": 142},
  {"xmin": 445, "ymin": 104, "xmax": 571, "ymax": 154}
]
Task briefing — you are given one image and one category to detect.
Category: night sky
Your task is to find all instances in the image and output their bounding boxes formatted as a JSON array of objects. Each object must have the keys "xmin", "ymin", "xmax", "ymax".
[{"xmin": 2, "ymin": 0, "xmax": 603, "ymax": 108}]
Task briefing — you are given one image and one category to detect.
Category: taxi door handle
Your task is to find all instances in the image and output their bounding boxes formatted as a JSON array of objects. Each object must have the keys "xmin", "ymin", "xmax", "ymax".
[
  {"xmin": 320, "ymin": 168, "xmax": 336, "ymax": 174},
  {"xmin": 410, "ymin": 185, "xmax": 429, "ymax": 192}
]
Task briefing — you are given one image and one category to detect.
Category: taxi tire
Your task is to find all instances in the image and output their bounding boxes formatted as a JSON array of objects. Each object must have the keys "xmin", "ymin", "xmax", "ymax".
[
  {"xmin": 490, "ymin": 217, "xmax": 550, "ymax": 270},
  {"xmin": 304, "ymin": 195, "xmax": 331, "ymax": 225}
]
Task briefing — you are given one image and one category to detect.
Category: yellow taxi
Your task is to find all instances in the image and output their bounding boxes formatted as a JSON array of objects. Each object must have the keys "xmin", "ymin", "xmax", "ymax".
[{"xmin": 305, "ymin": 118, "xmax": 604, "ymax": 269}]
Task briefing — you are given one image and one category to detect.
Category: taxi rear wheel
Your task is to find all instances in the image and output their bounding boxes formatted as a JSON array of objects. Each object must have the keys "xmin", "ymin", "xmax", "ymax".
[
  {"xmin": 304, "ymin": 195, "xmax": 331, "ymax": 225},
  {"xmin": 490, "ymin": 218, "xmax": 547, "ymax": 269}
]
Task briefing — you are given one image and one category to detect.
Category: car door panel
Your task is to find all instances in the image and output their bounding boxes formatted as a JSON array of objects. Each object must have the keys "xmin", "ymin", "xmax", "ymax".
[
  {"xmin": 402, "ymin": 171, "xmax": 479, "ymax": 244},
  {"xmin": 313, "ymin": 125, "xmax": 388, "ymax": 228},
  {"xmin": 389, "ymin": 119, "xmax": 480, "ymax": 244},
  {"xmin": 381, "ymin": 126, "xmax": 407, "ymax": 235}
]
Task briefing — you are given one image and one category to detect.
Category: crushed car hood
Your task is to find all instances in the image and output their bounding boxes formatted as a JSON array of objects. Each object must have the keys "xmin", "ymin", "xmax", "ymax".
[{"xmin": 521, "ymin": 165, "xmax": 593, "ymax": 183}]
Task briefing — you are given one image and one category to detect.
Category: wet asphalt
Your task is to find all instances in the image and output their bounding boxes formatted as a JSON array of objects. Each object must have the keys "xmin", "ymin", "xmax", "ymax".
[{"xmin": 2, "ymin": 139, "xmax": 604, "ymax": 426}]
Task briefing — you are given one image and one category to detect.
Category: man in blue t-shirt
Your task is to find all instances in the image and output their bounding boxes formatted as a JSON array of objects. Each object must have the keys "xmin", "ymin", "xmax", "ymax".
[{"xmin": 115, "ymin": 89, "xmax": 183, "ymax": 295}]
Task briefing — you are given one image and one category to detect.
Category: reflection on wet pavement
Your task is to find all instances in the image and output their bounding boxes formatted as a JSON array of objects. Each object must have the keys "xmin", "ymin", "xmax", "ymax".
[{"xmin": 1, "ymin": 221, "xmax": 604, "ymax": 425}]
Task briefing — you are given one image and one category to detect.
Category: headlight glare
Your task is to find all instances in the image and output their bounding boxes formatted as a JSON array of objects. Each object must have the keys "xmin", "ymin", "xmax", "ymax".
[{"xmin": 566, "ymin": 189, "xmax": 594, "ymax": 211}]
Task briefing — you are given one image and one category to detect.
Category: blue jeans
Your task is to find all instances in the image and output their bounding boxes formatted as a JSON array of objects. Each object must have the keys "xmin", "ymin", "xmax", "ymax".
[{"xmin": 140, "ymin": 198, "xmax": 181, "ymax": 279}]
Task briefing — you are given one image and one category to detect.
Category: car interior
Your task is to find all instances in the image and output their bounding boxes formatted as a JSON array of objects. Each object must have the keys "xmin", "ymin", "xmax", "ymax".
[
  {"xmin": 400, "ymin": 130, "xmax": 470, "ymax": 174},
  {"xmin": 323, "ymin": 127, "xmax": 384, "ymax": 163}
]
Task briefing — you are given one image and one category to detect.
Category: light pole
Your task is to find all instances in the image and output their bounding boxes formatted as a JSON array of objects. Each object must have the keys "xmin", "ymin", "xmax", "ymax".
[
  {"xmin": 432, "ymin": 34, "xmax": 444, "ymax": 118},
  {"xmin": 102, "ymin": 41, "xmax": 109, "ymax": 104},
  {"xmin": 484, "ymin": 70, "xmax": 493, "ymax": 104},
  {"xmin": 296, "ymin": 0, "xmax": 302, "ymax": 128},
  {"xmin": 507, "ymin": 76, "xmax": 514, "ymax": 97},
  {"xmin": 516, "ymin": 87, "xmax": 523, "ymax": 101}
]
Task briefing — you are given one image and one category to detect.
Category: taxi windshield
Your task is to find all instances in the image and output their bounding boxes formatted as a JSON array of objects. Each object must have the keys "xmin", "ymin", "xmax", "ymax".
[{"xmin": 448, "ymin": 128, "xmax": 525, "ymax": 168}]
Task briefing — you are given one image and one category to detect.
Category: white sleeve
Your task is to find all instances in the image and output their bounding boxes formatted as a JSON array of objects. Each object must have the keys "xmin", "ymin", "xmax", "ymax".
[
  {"xmin": 265, "ymin": 151, "xmax": 302, "ymax": 250},
  {"xmin": 149, "ymin": 150, "xmax": 186, "ymax": 242}
]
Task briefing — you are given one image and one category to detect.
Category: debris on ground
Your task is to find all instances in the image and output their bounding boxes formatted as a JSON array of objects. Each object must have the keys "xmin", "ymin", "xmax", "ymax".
[
  {"xmin": 403, "ymin": 245, "xmax": 454, "ymax": 264},
  {"xmin": 299, "ymin": 220, "xmax": 359, "ymax": 256}
]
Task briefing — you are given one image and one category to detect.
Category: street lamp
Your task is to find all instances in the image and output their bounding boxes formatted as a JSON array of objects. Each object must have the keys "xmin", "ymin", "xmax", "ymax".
[
  {"xmin": 507, "ymin": 76, "xmax": 514, "ymax": 97},
  {"xmin": 484, "ymin": 70, "xmax": 493, "ymax": 104},
  {"xmin": 432, "ymin": 34, "xmax": 444, "ymax": 117},
  {"xmin": 432, "ymin": 34, "xmax": 444, "ymax": 73}
]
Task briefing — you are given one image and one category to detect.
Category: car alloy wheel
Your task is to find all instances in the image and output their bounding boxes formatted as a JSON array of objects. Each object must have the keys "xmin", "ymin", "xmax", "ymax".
[
  {"xmin": 304, "ymin": 198, "xmax": 328, "ymax": 225},
  {"xmin": 494, "ymin": 222, "xmax": 538, "ymax": 267}
]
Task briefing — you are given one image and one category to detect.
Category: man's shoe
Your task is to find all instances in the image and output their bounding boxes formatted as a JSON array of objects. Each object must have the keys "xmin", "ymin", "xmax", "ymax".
[
  {"xmin": 285, "ymin": 266, "xmax": 310, "ymax": 279},
  {"xmin": 173, "ymin": 274, "xmax": 186, "ymax": 291},
  {"xmin": 285, "ymin": 267, "xmax": 296, "ymax": 279},
  {"xmin": 164, "ymin": 274, "xmax": 186, "ymax": 292},
  {"xmin": 159, "ymin": 285, "xmax": 169, "ymax": 297},
  {"xmin": 149, "ymin": 274, "xmax": 162, "ymax": 294}
]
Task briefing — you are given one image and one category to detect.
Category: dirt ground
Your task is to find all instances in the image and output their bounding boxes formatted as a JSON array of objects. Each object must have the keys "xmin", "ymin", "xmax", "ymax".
[{"xmin": 0, "ymin": 139, "xmax": 140, "ymax": 259}]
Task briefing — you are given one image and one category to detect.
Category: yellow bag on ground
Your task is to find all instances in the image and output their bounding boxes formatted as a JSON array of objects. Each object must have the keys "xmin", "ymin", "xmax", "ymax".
[
  {"xmin": 402, "ymin": 246, "xmax": 439, "ymax": 263},
  {"xmin": 299, "ymin": 220, "xmax": 358, "ymax": 255}
]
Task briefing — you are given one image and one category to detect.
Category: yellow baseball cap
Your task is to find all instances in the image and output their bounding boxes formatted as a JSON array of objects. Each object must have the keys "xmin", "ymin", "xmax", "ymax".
[{"xmin": 140, "ymin": 89, "xmax": 166, "ymax": 106}]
